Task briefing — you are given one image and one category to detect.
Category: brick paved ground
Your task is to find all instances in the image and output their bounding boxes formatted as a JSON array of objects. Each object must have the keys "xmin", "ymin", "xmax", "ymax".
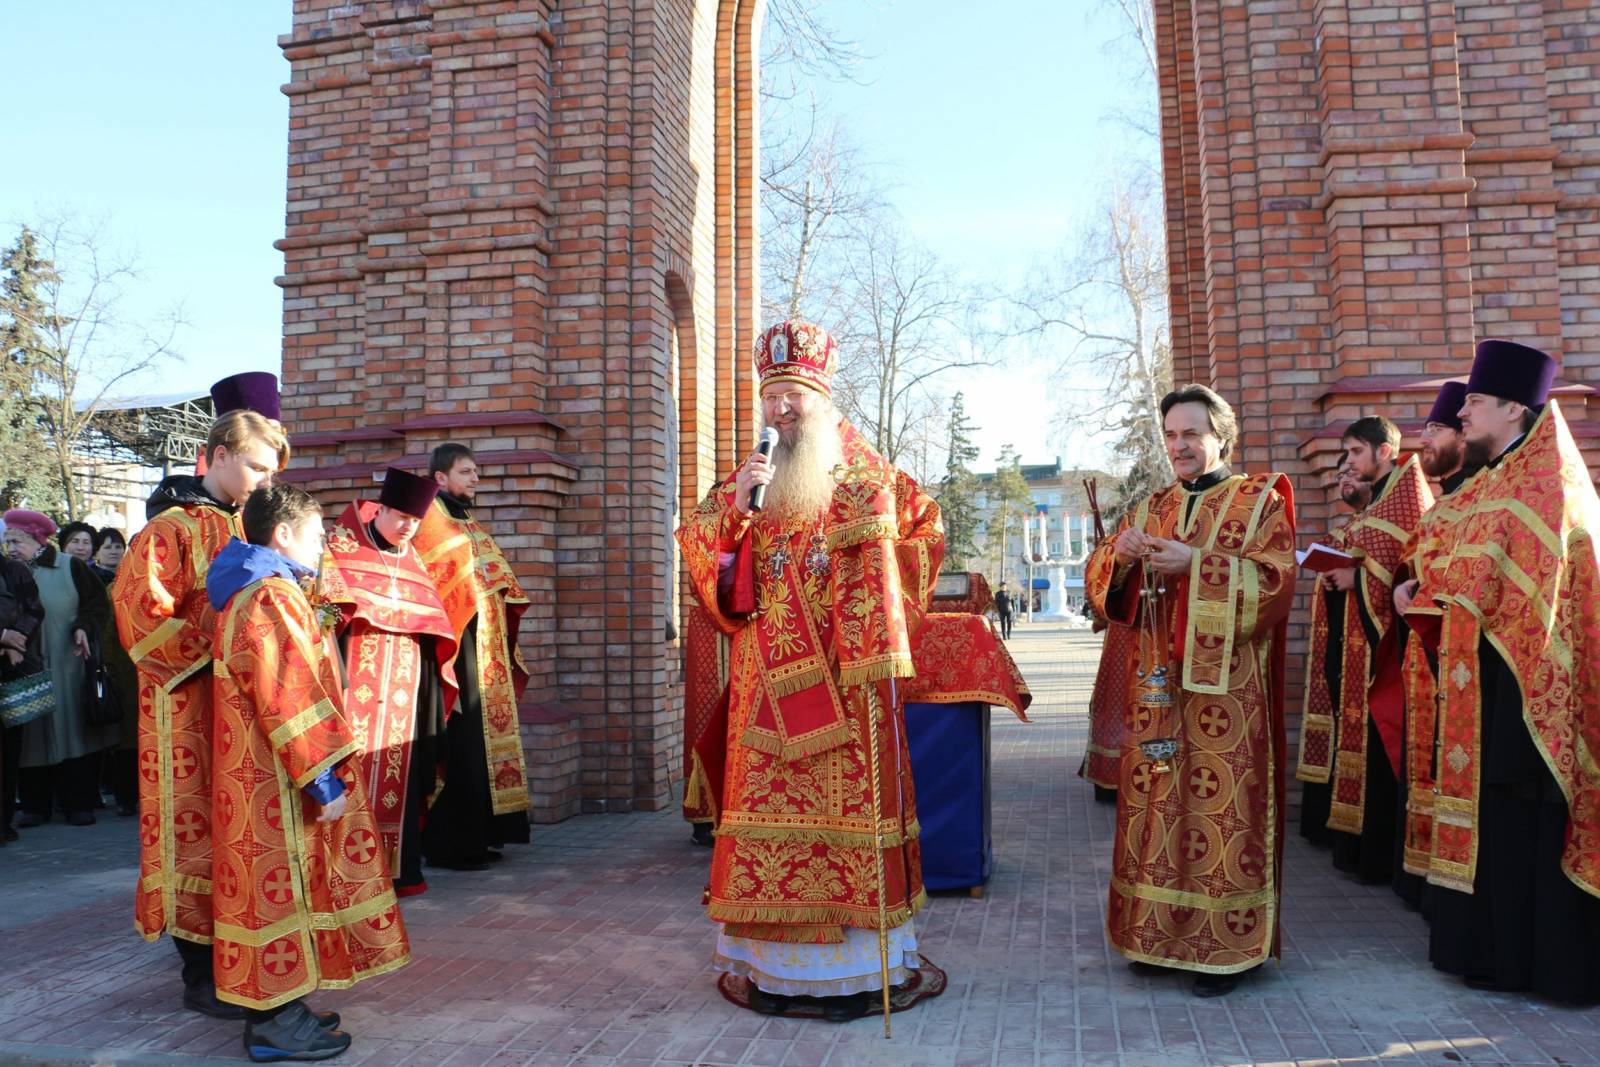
[{"xmin": 2, "ymin": 621, "xmax": 1597, "ymax": 1067}]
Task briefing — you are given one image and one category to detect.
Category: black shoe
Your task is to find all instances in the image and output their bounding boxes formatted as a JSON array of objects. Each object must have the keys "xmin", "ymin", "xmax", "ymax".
[
  {"xmin": 1192, "ymin": 973, "xmax": 1240, "ymax": 998},
  {"xmin": 822, "ymin": 992, "xmax": 871, "ymax": 1023},
  {"xmin": 184, "ymin": 984, "xmax": 248, "ymax": 1020},
  {"xmin": 66, "ymin": 811, "xmax": 95, "ymax": 827},
  {"xmin": 1129, "ymin": 960, "xmax": 1171, "ymax": 977},
  {"xmin": 746, "ymin": 985, "xmax": 792, "ymax": 1016},
  {"xmin": 244, "ymin": 1002, "xmax": 352, "ymax": 1062},
  {"xmin": 690, "ymin": 822, "xmax": 714, "ymax": 847},
  {"xmin": 1464, "ymin": 973, "xmax": 1527, "ymax": 993},
  {"xmin": 308, "ymin": 1008, "xmax": 341, "ymax": 1030},
  {"xmin": 14, "ymin": 813, "xmax": 44, "ymax": 829}
]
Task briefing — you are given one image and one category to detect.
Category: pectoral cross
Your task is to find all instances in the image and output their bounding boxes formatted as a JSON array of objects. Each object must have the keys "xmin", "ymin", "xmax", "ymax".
[{"xmin": 768, "ymin": 544, "xmax": 791, "ymax": 578}]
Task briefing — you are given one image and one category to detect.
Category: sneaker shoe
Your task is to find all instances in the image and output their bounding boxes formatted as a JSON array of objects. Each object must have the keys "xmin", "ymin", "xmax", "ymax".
[{"xmin": 244, "ymin": 1002, "xmax": 352, "ymax": 1062}]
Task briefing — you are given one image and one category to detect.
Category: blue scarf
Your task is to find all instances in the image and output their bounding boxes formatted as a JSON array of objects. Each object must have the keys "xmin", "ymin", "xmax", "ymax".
[{"xmin": 206, "ymin": 539, "xmax": 314, "ymax": 611}]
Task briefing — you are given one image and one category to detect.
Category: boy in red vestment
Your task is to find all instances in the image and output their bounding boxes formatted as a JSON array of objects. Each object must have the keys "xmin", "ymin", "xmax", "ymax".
[{"xmin": 208, "ymin": 484, "xmax": 410, "ymax": 1061}]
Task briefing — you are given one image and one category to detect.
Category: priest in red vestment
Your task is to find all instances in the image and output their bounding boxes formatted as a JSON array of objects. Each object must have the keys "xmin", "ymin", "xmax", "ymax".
[
  {"xmin": 1296, "ymin": 417, "xmax": 1432, "ymax": 882},
  {"xmin": 111, "ymin": 372, "xmax": 287, "ymax": 1020},
  {"xmin": 209, "ymin": 484, "xmax": 409, "ymax": 1060},
  {"xmin": 1084, "ymin": 384, "xmax": 1297, "ymax": 997},
  {"xmin": 413, "ymin": 443, "xmax": 532, "ymax": 869},
  {"xmin": 324, "ymin": 468, "xmax": 458, "ymax": 896},
  {"xmin": 1400, "ymin": 340, "xmax": 1600, "ymax": 1003},
  {"xmin": 676, "ymin": 320, "xmax": 944, "ymax": 1022}
]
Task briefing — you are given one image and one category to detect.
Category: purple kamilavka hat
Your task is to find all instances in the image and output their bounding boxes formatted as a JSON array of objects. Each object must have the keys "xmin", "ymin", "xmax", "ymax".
[
  {"xmin": 210, "ymin": 372, "xmax": 281, "ymax": 421},
  {"xmin": 1424, "ymin": 380, "xmax": 1468, "ymax": 432},
  {"xmin": 378, "ymin": 467, "xmax": 439, "ymax": 519},
  {"xmin": 1464, "ymin": 340, "xmax": 1557, "ymax": 410}
]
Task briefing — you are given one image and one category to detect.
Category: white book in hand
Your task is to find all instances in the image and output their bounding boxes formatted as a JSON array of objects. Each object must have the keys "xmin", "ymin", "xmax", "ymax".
[{"xmin": 1296, "ymin": 544, "xmax": 1356, "ymax": 573}]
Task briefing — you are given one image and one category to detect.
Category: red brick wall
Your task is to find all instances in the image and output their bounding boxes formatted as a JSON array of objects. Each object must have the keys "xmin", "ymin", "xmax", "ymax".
[
  {"xmin": 1155, "ymin": 0, "xmax": 1600, "ymax": 763},
  {"xmin": 277, "ymin": 0, "xmax": 760, "ymax": 820}
]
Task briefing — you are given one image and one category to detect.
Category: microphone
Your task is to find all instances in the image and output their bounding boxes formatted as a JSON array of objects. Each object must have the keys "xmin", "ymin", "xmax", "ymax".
[{"xmin": 749, "ymin": 427, "xmax": 779, "ymax": 513}]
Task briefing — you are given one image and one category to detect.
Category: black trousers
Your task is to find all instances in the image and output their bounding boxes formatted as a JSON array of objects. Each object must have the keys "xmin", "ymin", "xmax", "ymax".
[
  {"xmin": 420, "ymin": 618, "xmax": 528, "ymax": 866},
  {"xmin": 1330, "ymin": 717, "xmax": 1398, "ymax": 884},
  {"xmin": 997, "ymin": 611, "xmax": 1012, "ymax": 639},
  {"xmin": 18, "ymin": 752, "xmax": 102, "ymax": 817},
  {"xmin": 174, "ymin": 937, "xmax": 212, "ymax": 991}
]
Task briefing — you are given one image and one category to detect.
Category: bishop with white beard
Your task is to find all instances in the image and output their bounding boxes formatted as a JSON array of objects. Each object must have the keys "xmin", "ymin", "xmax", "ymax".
[{"xmin": 676, "ymin": 320, "xmax": 945, "ymax": 1022}]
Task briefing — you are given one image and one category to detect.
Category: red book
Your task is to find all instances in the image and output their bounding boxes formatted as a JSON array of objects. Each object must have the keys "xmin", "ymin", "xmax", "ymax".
[{"xmin": 1296, "ymin": 543, "xmax": 1356, "ymax": 573}]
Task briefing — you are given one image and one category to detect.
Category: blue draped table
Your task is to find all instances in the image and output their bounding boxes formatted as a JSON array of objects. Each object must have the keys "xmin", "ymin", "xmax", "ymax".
[{"xmin": 904, "ymin": 701, "xmax": 991, "ymax": 895}]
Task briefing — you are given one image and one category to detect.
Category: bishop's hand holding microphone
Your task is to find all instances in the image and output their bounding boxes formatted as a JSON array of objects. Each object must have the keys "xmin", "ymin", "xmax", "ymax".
[{"xmin": 735, "ymin": 427, "xmax": 780, "ymax": 515}]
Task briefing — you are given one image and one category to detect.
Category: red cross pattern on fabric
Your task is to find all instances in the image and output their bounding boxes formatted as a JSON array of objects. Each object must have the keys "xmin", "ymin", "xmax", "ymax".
[
  {"xmin": 1215, "ymin": 519, "xmax": 1247, "ymax": 551},
  {"xmin": 367, "ymin": 909, "xmax": 396, "ymax": 932},
  {"xmin": 1200, "ymin": 556, "xmax": 1229, "ymax": 587},
  {"xmin": 264, "ymin": 796, "xmax": 283, "ymax": 832},
  {"xmin": 171, "ymin": 746, "xmax": 198, "ymax": 780},
  {"xmin": 1226, "ymin": 909, "xmax": 1258, "ymax": 936},
  {"xmin": 173, "ymin": 809, "xmax": 207, "ymax": 844},
  {"xmin": 139, "ymin": 814, "xmax": 159, "ymax": 847},
  {"xmin": 216, "ymin": 865, "xmax": 240, "ymax": 900},
  {"xmin": 1198, "ymin": 705, "xmax": 1230, "ymax": 737},
  {"xmin": 263, "ymin": 938, "xmax": 300, "ymax": 976},
  {"xmin": 1131, "ymin": 763, "xmax": 1155, "ymax": 794},
  {"xmin": 1181, "ymin": 828, "xmax": 1208, "ymax": 862},
  {"xmin": 218, "ymin": 943, "xmax": 241, "ymax": 969},
  {"xmin": 139, "ymin": 749, "xmax": 160, "ymax": 783},
  {"xmin": 344, "ymin": 829, "xmax": 379, "ymax": 866},
  {"xmin": 263, "ymin": 867, "xmax": 294, "ymax": 906},
  {"xmin": 1189, "ymin": 767, "xmax": 1221, "ymax": 799},
  {"xmin": 1131, "ymin": 704, "xmax": 1154, "ymax": 732}
]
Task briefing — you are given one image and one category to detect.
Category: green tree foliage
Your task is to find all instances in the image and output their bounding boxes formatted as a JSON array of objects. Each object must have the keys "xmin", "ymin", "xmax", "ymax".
[
  {"xmin": 935, "ymin": 392, "xmax": 981, "ymax": 570},
  {"xmin": 0, "ymin": 229, "xmax": 68, "ymax": 512}
]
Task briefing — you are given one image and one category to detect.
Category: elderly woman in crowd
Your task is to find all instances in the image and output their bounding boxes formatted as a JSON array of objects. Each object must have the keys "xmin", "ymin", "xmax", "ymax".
[
  {"xmin": 89, "ymin": 526, "xmax": 140, "ymax": 816},
  {"xmin": 57, "ymin": 522, "xmax": 96, "ymax": 565},
  {"xmin": 0, "ymin": 547, "xmax": 45, "ymax": 843},
  {"xmin": 3, "ymin": 510, "xmax": 115, "ymax": 828}
]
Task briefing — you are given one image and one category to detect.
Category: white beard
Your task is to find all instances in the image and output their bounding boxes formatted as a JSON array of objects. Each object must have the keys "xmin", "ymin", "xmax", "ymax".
[{"xmin": 765, "ymin": 407, "xmax": 844, "ymax": 524}]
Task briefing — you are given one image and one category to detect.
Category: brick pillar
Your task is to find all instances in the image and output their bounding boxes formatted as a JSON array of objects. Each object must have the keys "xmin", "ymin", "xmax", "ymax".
[{"xmin": 279, "ymin": 0, "xmax": 747, "ymax": 821}]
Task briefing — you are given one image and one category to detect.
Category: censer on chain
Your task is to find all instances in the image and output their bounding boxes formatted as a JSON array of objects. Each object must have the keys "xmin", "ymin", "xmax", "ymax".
[{"xmin": 1132, "ymin": 553, "xmax": 1180, "ymax": 773}]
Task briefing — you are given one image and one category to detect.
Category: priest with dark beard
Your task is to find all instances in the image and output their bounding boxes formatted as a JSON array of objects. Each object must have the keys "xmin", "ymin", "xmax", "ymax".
[{"xmin": 1400, "ymin": 342, "xmax": 1600, "ymax": 1002}]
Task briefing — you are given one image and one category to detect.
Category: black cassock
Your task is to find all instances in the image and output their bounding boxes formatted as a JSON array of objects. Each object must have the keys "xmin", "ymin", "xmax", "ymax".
[{"xmin": 1428, "ymin": 640, "xmax": 1600, "ymax": 1003}]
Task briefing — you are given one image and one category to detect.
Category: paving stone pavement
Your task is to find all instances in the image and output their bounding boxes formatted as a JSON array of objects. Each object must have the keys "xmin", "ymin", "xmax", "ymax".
[{"xmin": 2, "ymin": 621, "xmax": 1597, "ymax": 1067}]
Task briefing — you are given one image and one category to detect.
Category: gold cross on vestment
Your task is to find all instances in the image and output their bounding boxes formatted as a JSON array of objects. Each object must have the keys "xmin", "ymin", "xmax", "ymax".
[{"xmin": 831, "ymin": 455, "xmax": 885, "ymax": 487}]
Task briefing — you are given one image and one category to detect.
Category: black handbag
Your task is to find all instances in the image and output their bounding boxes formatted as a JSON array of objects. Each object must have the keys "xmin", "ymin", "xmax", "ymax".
[{"xmin": 82, "ymin": 628, "xmax": 124, "ymax": 728}]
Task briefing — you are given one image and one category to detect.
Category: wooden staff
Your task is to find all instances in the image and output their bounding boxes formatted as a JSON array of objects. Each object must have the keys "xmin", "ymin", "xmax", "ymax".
[
  {"xmin": 864, "ymin": 680, "xmax": 894, "ymax": 1037},
  {"xmin": 1084, "ymin": 477, "xmax": 1106, "ymax": 545}
]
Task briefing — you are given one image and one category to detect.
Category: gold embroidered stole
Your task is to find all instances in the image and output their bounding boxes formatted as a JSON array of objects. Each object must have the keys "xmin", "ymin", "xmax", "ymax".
[{"xmin": 1424, "ymin": 401, "xmax": 1600, "ymax": 896}]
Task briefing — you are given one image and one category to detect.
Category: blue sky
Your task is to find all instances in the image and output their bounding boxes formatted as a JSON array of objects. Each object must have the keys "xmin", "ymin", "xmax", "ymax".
[{"xmin": 2, "ymin": 1, "xmax": 1152, "ymax": 472}]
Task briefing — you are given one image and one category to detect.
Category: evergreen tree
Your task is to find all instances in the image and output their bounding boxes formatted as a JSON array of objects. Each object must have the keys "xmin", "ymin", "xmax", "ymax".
[
  {"xmin": 935, "ymin": 391, "xmax": 981, "ymax": 570},
  {"xmin": 0, "ymin": 229, "xmax": 68, "ymax": 512}
]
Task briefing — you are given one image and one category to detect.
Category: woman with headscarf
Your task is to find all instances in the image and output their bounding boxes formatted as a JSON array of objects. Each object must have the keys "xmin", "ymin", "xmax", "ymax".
[
  {"xmin": 3, "ymin": 510, "xmax": 116, "ymax": 827},
  {"xmin": 90, "ymin": 527, "xmax": 140, "ymax": 816},
  {"xmin": 0, "ymin": 548, "xmax": 45, "ymax": 843},
  {"xmin": 57, "ymin": 522, "xmax": 97, "ymax": 566}
]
